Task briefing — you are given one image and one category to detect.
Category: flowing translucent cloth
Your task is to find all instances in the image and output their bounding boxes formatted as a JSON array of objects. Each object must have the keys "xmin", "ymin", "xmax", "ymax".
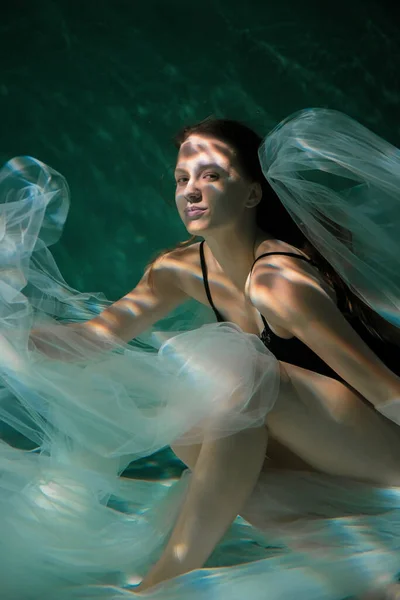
[
  {"xmin": 259, "ymin": 108, "xmax": 400, "ymax": 331},
  {"xmin": 0, "ymin": 130, "xmax": 399, "ymax": 600},
  {"xmin": 0, "ymin": 156, "xmax": 280, "ymax": 459},
  {"xmin": 0, "ymin": 156, "xmax": 282, "ymax": 597}
]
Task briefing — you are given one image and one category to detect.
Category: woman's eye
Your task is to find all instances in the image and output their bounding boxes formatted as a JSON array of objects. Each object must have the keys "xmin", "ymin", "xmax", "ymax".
[{"xmin": 176, "ymin": 173, "xmax": 218, "ymax": 185}]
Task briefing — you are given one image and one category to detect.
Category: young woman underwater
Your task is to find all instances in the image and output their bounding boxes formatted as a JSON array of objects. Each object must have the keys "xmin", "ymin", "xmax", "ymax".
[
  {"xmin": 133, "ymin": 114, "xmax": 400, "ymax": 591},
  {"xmin": 0, "ymin": 108, "xmax": 400, "ymax": 599}
]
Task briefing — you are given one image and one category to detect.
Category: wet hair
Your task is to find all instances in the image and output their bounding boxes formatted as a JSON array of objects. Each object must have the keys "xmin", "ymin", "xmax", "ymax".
[{"xmin": 150, "ymin": 118, "xmax": 385, "ymax": 339}]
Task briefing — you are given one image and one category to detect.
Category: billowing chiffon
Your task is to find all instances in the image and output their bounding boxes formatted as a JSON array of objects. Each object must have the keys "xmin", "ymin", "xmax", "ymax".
[
  {"xmin": 0, "ymin": 156, "xmax": 283, "ymax": 598},
  {"xmin": 0, "ymin": 157, "xmax": 281, "ymax": 459},
  {"xmin": 260, "ymin": 107, "xmax": 400, "ymax": 425},
  {"xmin": 260, "ymin": 108, "xmax": 400, "ymax": 331},
  {"xmin": 0, "ymin": 115, "xmax": 399, "ymax": 600}
]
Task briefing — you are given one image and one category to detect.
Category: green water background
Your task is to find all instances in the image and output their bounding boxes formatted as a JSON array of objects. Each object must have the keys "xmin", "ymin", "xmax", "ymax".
[{"xmin": 1, "ymin": 0, "xmax": 399, "ymax": 478}]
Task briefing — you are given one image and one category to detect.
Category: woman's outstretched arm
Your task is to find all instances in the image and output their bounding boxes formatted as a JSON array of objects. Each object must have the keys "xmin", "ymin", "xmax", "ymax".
[{"xmin": 30, "ymin": 255, "xmax": 188, "ymax": 358}]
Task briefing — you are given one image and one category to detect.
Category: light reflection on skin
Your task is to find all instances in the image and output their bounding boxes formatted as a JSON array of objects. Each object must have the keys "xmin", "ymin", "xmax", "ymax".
[
  {"xmin": 30, "ymin": 132, "xmax": 400, "ymax": 593},
  {"xmin": 33, "ymin": 132, "xmax": 400, "ymax": 478},
  {"xmin": 78, "ymin": 137, "xmax": 268, "ymax": 349},
  {"xmin": 174, "ymin": 135, "xmax": 255, "ymax": 237}
]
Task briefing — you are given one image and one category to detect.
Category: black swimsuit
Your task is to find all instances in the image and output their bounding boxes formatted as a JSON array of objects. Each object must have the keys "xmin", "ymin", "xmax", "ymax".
[{"xmin": 199, "ymin": 241, "xmax": 400, "ymax": 380}]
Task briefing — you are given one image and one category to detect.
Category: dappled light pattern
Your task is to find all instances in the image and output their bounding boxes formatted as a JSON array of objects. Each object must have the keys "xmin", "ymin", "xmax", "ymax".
[
  {"xmin": 1, "ymin": 2, "xmax": 400, "ymax": 599},
  {"xmin": 0, "ymin": 147, "xmax": 398, "ymax": 598}
]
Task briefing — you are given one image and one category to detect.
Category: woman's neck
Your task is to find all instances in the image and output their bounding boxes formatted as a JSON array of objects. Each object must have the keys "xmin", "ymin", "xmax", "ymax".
[{"xmin": 203, "ymin": 223, "xmax": 267, "ymax": 290}]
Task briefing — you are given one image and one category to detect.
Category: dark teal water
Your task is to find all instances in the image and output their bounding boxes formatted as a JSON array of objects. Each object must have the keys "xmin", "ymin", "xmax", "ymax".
[{"xmin": 1, "ymin": 0, "xmax": 399, "ymax": 479}]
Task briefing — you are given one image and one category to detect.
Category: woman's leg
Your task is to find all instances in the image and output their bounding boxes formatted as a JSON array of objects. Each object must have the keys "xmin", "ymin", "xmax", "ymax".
[
  {"xmin": 137, "ymin": 426, "xmax": 268, "ymax": 591},
  {"xmin": 138, "ymin": 362, "xmax": 400, "ymax": 592},
  {"xmin": 172, "ymin": 435, "xmax": 316, "ymax": 473},
  {"xmin": 171, "ymin": 443, "xmax": 202, "ymax": 471},
  {"xmin": 266, "ymin": 362, "xmax": 400, "ymax": 486},
  {"xmin": 172, "ymin": 363, "xmax": 400, "ymax": 528}
]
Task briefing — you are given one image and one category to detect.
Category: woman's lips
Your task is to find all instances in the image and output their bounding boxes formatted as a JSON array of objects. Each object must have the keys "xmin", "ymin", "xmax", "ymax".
[{"xmin": 186, "ymin": 208, "xmax": 207, "ymax": 219}]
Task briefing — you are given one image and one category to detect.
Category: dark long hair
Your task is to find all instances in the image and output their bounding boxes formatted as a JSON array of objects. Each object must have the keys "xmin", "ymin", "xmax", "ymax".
[{"xmin": 151, "ymin": 118, "xmax": 385, "ymax": 339}]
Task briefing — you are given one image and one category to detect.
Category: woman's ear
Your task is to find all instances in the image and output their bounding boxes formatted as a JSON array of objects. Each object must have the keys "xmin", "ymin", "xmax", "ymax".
[{"xmin": 245, "ymin": 182, "xmax": 262, "ymax": 208}]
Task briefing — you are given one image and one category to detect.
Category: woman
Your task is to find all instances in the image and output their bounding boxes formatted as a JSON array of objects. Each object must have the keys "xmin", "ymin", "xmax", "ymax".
[
  {"xmin": 1, "ymin": 109, "xmax": 400, "ymax": 598},
  {"xmin": 130, "ymin": 116, "xmax": 400, "ymax": 590}
]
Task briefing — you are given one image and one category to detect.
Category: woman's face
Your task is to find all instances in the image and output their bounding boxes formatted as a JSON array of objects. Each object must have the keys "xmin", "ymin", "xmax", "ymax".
[{"xmin": 174, "ymin": 134, "xmax": 257, "ymax": 234}]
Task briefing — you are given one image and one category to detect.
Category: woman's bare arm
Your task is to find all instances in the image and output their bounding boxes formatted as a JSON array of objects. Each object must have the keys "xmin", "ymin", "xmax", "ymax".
[
  {"xmin": 248, "ymin": 255, "xmax": 400, "ymax": 408},
  {"xmin": 81, "ymin": 259, "xmax": 188, "ymax": 343},
  {"xmin": 31, "ymin": 256, "xmax": 188, "ymax": 357}
]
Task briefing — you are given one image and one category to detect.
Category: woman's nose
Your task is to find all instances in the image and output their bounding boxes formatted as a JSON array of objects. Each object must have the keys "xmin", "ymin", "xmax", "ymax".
[{"xmin": 184, "ymin": 182, "xmax": 201, "ymax": 201}]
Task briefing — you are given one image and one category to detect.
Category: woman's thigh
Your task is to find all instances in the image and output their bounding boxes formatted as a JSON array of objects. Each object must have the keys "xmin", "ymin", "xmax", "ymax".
[{"xmin": 266, "ymin": 362, "xmax": 400, "ymax": 486}]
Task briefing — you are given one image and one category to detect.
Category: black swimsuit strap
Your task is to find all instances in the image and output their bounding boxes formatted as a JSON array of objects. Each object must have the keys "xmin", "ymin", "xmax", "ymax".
[
  {"xmin": 252, "ymin": 251, "xmax": 316, "ymax": 270},
  {"xmin": 251, "ymin": 251, "xmax": 349, "ymax": 310},
  {"xmin": 199, "ymin": 241, "xmax": 225, "ymax": 322},
  {"xmin": 200, "ymin": 245, "xmax": 316, "ymax": 327}
]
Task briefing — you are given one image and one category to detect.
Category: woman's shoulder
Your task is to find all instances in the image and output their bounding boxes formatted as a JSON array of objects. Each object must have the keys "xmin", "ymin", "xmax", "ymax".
[
  {"xmin": 150, "ymin": 241, "xmax": 204, "ymax": 299},
  {"xmin": 254, "ymin": 238, "xmax": 310, "ymax": 262},
  {"xmin": 149, "ymin": 242, "xmax": 202, "ymax": 287},
  {"xmin": 156, "ymin": 241, "xmax": 201, "ymax": 267},
  {"xmin": 252, "ymin": 238, "xmax": 337, "ymax": 303}
]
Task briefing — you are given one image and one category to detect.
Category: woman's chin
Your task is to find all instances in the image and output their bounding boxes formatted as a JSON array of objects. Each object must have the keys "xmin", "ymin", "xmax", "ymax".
[{"xmin": 186, "ymin": 221, "xmax": 209, "ymax": 235}]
